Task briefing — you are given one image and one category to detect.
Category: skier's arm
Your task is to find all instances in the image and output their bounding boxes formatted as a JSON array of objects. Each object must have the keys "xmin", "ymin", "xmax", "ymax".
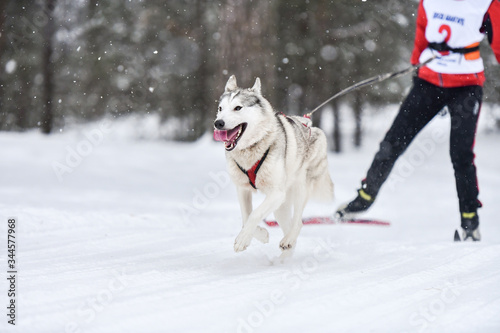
[
  {"xmin": 410, "ymin": 0, "xmax": 428, "ymax": 65},
  {"xmin": 485, "ymin": 0, "xmax": 500, "ymax": 63}
]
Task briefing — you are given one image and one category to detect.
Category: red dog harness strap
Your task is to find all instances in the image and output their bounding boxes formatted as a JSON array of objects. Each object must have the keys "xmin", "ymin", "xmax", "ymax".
[{"xmin": 235, "ymin": 148, "xmax": 270, "ymax": 189}]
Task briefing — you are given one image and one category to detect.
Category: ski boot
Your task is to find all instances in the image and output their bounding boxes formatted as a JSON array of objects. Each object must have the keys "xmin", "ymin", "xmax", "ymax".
[
  {"xmin": 336, "ymin": 183, "xmax": 375, "ymax": 220},
  {"xmin": 455, "ymin": 212, "xmax": 481, "ymax": 241}
]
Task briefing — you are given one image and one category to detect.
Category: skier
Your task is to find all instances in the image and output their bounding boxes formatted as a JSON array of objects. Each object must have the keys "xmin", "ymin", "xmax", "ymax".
[{"xmin": 336, "ymin": 0, "xmax": 500, "ymax": 241}]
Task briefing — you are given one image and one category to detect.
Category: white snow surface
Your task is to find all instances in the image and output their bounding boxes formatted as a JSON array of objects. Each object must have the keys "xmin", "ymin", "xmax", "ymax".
[{"xmin": 1, "ymin": 109, "xmax": 500, "ymax": 333}]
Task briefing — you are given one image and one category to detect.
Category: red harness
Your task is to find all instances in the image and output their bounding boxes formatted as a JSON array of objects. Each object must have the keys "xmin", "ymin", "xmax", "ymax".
[{"xmin": 235, "ymin": 148, "xmax": 270, "ymax": 189}]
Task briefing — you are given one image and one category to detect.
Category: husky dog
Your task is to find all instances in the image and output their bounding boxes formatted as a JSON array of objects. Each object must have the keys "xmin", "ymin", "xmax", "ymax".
[{"xmin": 214, "ymin": 75, "xmax": 333, "ymax": 255}]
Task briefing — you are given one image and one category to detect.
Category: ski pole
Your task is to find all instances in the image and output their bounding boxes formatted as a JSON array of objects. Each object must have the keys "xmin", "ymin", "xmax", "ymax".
[{"xmin": 305, "ymin": 55, "xmax": 439, "ymax": 118}]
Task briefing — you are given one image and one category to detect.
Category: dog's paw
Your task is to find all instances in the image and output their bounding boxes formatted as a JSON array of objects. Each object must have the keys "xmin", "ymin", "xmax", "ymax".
[
  {"xmin": 253, "ymin": 226, "xmax": 269, "ymax": 244},
  {"xmin": 234, "ymin": 230, "xmax": 253, "ymax": 252},
  {"xmin": 279, "ymin": 235, "xmax": 297, "ymax": 251}
]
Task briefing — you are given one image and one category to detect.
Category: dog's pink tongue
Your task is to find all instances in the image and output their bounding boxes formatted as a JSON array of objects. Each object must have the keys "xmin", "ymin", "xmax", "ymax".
[
  {"xmin": 213, "ymin": 126, "xmax": 240, "ymax": 142},
  {"xmin": 213, "ymin": 129, "xmax": 228, "ymax": 142}
]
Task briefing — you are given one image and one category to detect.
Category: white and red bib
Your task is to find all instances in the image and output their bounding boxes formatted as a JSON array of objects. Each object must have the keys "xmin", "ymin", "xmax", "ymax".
[{"xmin": 411, "ymin": 0, "xmax": 500, "ymax": 87}]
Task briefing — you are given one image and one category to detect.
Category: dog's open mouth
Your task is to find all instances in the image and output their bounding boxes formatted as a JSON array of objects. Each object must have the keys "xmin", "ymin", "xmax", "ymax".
[{"xmin": 213, "ymin": 123, "xmax": 247, "ymax": 151}]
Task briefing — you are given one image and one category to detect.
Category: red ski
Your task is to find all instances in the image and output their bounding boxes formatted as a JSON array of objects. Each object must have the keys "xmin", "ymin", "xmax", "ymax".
[{"xmin": 264, "ymin": 216, "xmax": 390, "ymax": 227}]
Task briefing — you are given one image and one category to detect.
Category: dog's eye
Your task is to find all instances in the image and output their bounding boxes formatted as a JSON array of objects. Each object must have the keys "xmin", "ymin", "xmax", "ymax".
[
  {"xmin": 234, "ymin": 106, "xmax": 242, "ymax": 111},
  {"xmin": 218, "ymin": 106, "xmax": 222, "ymax": 112}
]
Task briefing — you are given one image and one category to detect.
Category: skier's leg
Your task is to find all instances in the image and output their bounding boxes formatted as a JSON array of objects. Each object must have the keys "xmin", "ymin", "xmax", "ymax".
[
  {"xmin": 337, "ymin": 78, "xmax": 446, "ymax": 218},
  {"xmin": 448, "ymin": 85, "xmax": 482, "ymax": 240},
  {"xmin": 364, "ymin": 78, "xmax": 446, "ymax": 197}
]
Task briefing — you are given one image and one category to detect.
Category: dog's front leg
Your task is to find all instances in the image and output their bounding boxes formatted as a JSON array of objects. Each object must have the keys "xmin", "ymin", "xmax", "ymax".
[
  {"xmin": 237, "ymin": 187, "xmax": 252, "ymax": 225},
  {"xmin": 234, "ymin": 191, "xmax": 285, "ymax": 252},
  {"xmin": 237, "ymin": 188, "xmax": 269, "ymax": 245}
]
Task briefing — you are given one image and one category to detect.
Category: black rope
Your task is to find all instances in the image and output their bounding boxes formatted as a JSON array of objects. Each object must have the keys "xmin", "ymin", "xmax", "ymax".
[{"xmin": 306, "ymin": 55, "xmax": 439, "ymax": 117}]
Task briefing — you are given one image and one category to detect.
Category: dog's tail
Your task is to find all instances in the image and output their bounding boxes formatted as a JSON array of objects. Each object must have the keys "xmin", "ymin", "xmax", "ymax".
[
  {"xmin": 311, "ymin": 171, "xmax": 334, "ymax": 202},
  {"xmin": 308, "ymin": 128, "xmax": 334, "ymax": 202}
]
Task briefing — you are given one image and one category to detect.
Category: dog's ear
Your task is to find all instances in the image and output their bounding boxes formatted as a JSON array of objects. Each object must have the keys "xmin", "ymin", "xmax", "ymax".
[
  {"xmin": 225, "ymin": 75, "xmax": 238, "ymax": 92},
  {"xmin": 251, "ymin": 77, "xmax": 261, "ymax": 95}
]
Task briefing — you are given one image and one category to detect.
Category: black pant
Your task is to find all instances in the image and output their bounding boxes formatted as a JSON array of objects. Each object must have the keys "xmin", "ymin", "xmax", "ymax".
[{"xmin": 364, "ymin": 77, "xmax": 483, "ymax": 213}]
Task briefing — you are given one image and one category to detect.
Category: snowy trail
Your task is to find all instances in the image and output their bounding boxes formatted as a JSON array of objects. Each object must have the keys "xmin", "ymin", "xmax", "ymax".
[{"xmin": 1, "ymin": 114, "xmax": 500, "ymax": 333}]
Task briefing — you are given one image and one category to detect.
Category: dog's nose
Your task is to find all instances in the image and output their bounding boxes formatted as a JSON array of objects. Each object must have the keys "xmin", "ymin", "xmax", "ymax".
[{"xmin": 214, "ymin": 119, "xmax": 225, "ymax": 129}]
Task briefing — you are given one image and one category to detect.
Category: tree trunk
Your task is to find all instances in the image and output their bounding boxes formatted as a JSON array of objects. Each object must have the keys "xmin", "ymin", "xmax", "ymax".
[
  {"xmin": 188, "ymin": 0, "xmax": 209, "ymax": 141},
  {"xmin": 0, "ymin": 1, "xmax": 6, "ymax": 51},
  {"xmin": 216, "ymin": 0, "xmax": 276, "ymax": 104},
  {"xmin": 353, "ymin": 90, "xmax": 363, "ymax": 148},
  {"xmin": 332, "ymin": 102, "xmax": 342, "ymax": 153},
  {"xmin": 41, "ymin": 0, "xmax": 56, "ymax": 134},
  {"xmin": 0, "ymin": 0, "xmax": 7, "ymax": 124}
]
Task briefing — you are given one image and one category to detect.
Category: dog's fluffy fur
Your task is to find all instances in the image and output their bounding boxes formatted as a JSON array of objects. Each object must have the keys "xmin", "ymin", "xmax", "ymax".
[{"xmin": 214, "ymin": 75, "xmax": 333, "ymax": 255}]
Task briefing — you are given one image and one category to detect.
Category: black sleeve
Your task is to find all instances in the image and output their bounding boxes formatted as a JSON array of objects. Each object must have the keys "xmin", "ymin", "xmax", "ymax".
[{"xmin": 482, "ymin": 13, "xmax": 493, "ymax": 45}]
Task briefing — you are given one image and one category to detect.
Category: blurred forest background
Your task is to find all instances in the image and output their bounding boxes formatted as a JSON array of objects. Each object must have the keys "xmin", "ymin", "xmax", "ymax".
[{"xmin": 1, "ymin": 0, "xmax": 499, "ymax": 151}]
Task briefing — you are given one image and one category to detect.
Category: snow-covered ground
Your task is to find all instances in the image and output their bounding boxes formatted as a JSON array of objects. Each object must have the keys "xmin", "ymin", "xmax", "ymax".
[{"xmin": 1, "ymin": 108, "xmax": 500, "ymax": 333}]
